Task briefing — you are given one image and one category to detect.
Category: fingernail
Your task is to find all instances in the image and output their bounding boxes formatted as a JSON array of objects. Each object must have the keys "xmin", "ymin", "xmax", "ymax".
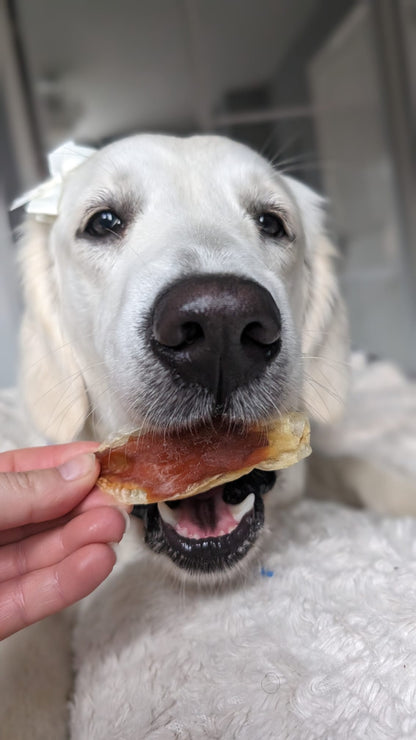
[
  {"xmin": 58, "ymin": 453, "xmax": 96, "ymax": 481},
  {"xmin": 117, "ymin": 508, "xmax": 130, "ymax": 533},
  {"xmin": 108, "ymin": 542, "xmax": 119, "ymax": 562}
]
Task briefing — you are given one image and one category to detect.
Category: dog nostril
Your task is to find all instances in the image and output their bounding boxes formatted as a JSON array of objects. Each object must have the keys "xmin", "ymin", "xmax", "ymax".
[
  {"xmin": 153, "ymin": 317, "xmax": 204, "ymax": 349},
  {"xmin": 182, "ymin": 322, "xmax": 204, "ymax": 346},
  {"xmin": 241, "ymin": 321, "xmax": 281, "ymax": 347},
  {"xmin": 241, "ymin": 321, "xmax": 282, "ymax": 365}
]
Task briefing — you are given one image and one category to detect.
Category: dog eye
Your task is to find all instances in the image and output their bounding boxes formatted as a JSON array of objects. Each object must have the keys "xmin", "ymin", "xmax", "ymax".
[
  {"xmin": 85, "ymin": 210, "xmax": 124, "ymax": 238},
  {"xmin": 256, "ymin": 212, "xmax": 287, "ymax": 239}
]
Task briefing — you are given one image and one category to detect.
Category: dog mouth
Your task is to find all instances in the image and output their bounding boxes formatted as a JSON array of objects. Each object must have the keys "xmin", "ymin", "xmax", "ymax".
[{"xmin": 132, "ymin": 468, "xmax": 276, "ymax": 574}]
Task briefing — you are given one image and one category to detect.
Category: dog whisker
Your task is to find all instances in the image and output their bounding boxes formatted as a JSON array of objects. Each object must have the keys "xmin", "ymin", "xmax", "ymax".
[
  {"xmin": 46, "ymin": 368, "xmax": 113, "ymax": 439},
  {"xmin": 302, "ymin": 354, "xmax": 352, "ymax": 370},
  {"xmin": 32, "ymin": 359, "xmax": 109, "ymax": 412},
  {"xmin": 22, "ymin": 329, "xmax": 97, "ymax": 374},
  {"xmin": 303, "ymin": 373, "xmax": 345, "ymax": 423}
]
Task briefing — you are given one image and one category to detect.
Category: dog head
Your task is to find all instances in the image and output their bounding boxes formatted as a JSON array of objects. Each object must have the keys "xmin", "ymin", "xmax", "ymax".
[{"xmin": 18, "ymin": 134, "xmax": 349, "ymax": 577}]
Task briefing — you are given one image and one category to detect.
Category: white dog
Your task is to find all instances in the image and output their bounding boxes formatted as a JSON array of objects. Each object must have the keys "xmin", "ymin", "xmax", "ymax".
[{"xmin": 1, "ymin": 135, "xmax": 350, "ymax": 737}]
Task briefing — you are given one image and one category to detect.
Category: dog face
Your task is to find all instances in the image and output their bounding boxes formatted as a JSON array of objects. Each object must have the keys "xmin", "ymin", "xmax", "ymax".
[{"xmin": 19, "ymin": 134, "xmax": 349, "ymax": 577}]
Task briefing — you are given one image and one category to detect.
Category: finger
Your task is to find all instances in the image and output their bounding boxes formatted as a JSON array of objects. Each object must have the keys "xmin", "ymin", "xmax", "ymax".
[
  {"xmin": 0, "ymin": 513, "xmax": 73, "ymax": 546},
  {"xmin": 0, "ymin": 507, "xmax": 127, "ymax": 582},
  {"xmin": 0, "ymin": 489, "xmax": 132, "ymax": 546},
  {"xmin": 0, "ymin": 453, "xmax": 100, "ymax": 531},
  {"xmin": 0, "ymin": 442, "xmax": 99, "ymax": 473},
  {"xmin": 74, "ymin": 486, "xmax": 133, "ymax": 515},
  {"xmin": 0, "ymin": 543, "xmax": 116, "ymax": 640}
]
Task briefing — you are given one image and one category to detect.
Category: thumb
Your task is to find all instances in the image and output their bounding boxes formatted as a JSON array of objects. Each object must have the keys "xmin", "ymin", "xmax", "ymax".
[{"xmin": 0, "ymin": 453, "xmax": 100, "ymax": 531}]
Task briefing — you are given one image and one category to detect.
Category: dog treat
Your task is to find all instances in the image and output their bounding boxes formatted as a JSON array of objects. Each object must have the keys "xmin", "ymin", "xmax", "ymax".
[{"xmin": 96, "ymin": 412, "xmax": 310, "ymax": 505}]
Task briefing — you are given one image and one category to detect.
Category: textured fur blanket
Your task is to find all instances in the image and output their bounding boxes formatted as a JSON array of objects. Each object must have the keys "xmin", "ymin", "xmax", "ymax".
[{"xmin": 69, "ymin": 498, "xmax": 416, "ymax": 739}]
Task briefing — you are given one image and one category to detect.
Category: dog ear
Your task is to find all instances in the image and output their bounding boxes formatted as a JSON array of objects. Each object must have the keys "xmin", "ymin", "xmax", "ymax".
[
  {"xmin": 301, "ymin": 232, "xmax": 350, "ymax": 424},
  {"xmin": 285, "ymin": 177, "xmax": 350, "ymax": 424},
  {"xmin": 18, "ymin": 219, "xmax": 90, "ymax": 442}
]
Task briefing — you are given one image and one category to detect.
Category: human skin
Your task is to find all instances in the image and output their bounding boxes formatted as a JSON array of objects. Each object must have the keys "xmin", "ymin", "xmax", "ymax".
[{"xmin": 0, "ymin": 442, "xmax": 131, "ymax": 640}]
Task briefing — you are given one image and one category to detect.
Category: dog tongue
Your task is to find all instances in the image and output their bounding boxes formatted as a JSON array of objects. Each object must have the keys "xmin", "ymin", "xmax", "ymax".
[{"xmin": 172, "ymin": 486, "xmax": 238, "ymax": 539}]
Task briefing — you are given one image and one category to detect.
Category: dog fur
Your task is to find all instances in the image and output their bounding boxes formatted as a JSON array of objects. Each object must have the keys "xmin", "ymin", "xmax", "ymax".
[
  {"xmin": 18, "ymin": 135, "xmax": 348, "ymax": 443},
  {"xmin": 1, "ymin": 134, "xmax": 350, "ymax": 737}
]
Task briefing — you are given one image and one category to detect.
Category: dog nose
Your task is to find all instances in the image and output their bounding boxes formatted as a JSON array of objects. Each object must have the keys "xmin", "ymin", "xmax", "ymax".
[{"xmin": 150, "ymin": 275, "xmax": 281, "ymax": 402}]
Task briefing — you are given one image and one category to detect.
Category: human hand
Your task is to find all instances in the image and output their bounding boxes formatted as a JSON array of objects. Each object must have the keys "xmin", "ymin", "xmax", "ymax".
[{"xmin": 0, "ymin": 443, "xmax": 131, "ymax": 640}]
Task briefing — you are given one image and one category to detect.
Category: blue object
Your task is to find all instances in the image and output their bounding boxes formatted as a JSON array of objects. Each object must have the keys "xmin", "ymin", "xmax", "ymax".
[{"xmin": 260, "ymin": 566, "xmax": 274, "ymax": 578}]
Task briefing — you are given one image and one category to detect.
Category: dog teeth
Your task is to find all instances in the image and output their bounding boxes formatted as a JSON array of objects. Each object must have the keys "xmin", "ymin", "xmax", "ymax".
[
  {"xmin": 157, "ymin": 501, "xmax": 180, "ymax": 528},
  {"xmin": 227, "ymin": 493, "xmax": 255, "ymax": 523}
]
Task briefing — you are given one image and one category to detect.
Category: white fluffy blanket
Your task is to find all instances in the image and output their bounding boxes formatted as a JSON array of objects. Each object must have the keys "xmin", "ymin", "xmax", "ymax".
[
  {"xmin": 70, "ymin": 499, "xmax": 416, "ymax": 739},
  {"xmin": 311, "ymin": 353, "xmax": 416, "ymax": 514}
]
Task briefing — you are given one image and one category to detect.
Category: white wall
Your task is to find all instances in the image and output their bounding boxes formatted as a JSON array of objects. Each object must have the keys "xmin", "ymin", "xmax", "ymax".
[{"xmin": 309, "ymin": 3, "xmax": 416, "ymax": 372}]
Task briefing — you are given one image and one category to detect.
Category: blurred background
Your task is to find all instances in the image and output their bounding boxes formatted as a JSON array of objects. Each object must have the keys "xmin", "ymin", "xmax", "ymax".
[{"xmin": 1, "ymin": 0, "xmax": 415, "ymax": 388}]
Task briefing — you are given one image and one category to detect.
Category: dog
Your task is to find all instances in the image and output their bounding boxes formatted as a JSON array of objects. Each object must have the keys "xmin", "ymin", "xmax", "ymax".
[
  {"xmin": 18, "ymin": 134, "xmax": 349, "ymax": 574},
  {"xmin": 1, "ymin": 134, "xmax": 350, "ymax": 737}
]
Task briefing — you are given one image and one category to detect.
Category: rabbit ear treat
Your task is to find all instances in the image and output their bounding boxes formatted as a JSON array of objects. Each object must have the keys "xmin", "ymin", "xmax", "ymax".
[{"xmin": 96, "ymin": 412, "xmax": 311, "ymax": 505}]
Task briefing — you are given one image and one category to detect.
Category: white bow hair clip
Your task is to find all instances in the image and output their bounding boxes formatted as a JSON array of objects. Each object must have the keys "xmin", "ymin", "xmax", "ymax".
[{"xmin": 11, "ymin": 141, "xmax": 96, "ymax": 222}]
